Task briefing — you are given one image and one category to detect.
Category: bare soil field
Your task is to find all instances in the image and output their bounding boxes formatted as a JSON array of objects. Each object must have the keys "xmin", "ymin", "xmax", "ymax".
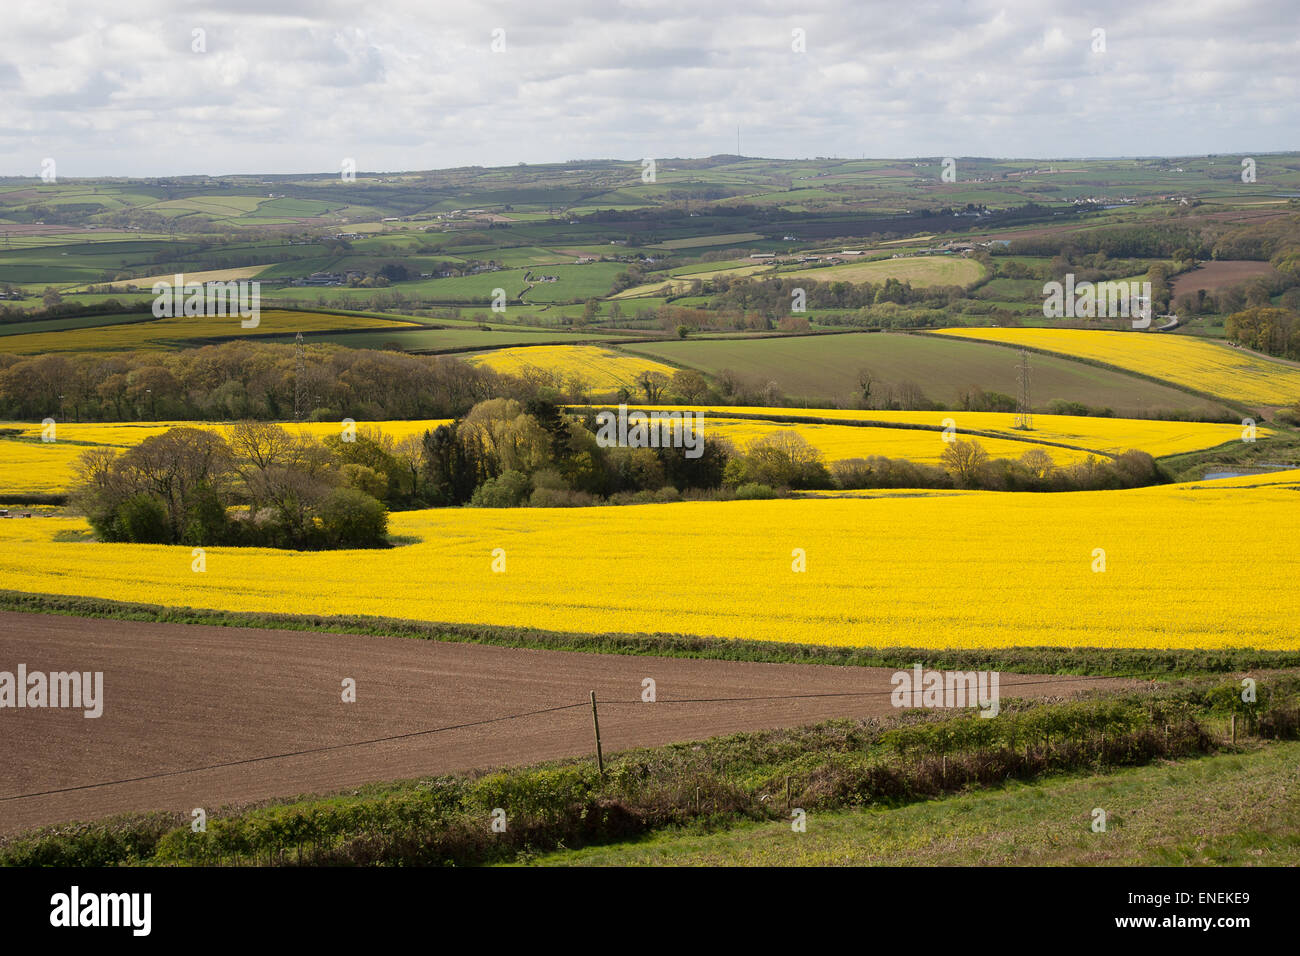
[
  {"xmin": 1172, "ymin": 260, "xmax": 1278, "ymax": 295},
  {"xmin": 0, "ymin": 611, "xmax": 1133, "ymax": 835}
]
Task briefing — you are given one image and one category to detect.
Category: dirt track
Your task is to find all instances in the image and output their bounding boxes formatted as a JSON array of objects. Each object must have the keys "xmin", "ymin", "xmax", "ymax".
[{"xmin": 0, "ymin": 611, "xmax": 1133, "ymax": 835}]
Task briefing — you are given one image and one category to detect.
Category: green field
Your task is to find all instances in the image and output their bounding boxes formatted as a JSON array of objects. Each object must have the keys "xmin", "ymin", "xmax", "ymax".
[
  {"xmin": 621, "ymin": 332, "xmax": 1228, "ymax": 413},
  {"xmin": 272, "ymin": 327, "xmax": 636, "ymax": 352},
  {"xmin": 783, "ymin": 255, "xmax": 986, "ymax": 287}
]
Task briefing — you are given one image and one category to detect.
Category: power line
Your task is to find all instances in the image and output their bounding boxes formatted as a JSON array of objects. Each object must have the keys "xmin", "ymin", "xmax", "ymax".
[
  {"xmin": 0, "ymin": 701, "xmax": 587, "ymax": 803},
  {"xmin": 1, "ymin": 675, "xmax": 1121, "ymax": 802},
  {"xmin": 603, "ymin": 674, "xmax": 1118, "ymax": 705}
]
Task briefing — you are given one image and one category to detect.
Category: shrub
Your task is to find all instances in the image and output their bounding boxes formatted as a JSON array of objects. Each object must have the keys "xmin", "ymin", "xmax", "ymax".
[
  {"xmin": 528, "ymin": 487, "xmax": 596, "ymax": 507},
  {"xmin": 315, "ymin": 488, "xmax": 389, "ymax": 546},
  {"xmin": 469, "ymin": 470, "xmax": 531, "ymax": 507},
  {"xmin": 113, "ymin": 493, "xmax": 171, "ymax": 543}
]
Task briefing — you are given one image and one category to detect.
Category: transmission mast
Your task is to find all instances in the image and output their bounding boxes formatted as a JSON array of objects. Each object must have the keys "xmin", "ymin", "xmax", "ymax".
[
  {"xmin": 294, "ymin": 331, "xmax": 306, "ymax": 421},
  {"xmin": 1015, "ymin": 349, "xmax": 1033, "ymax": 430}
]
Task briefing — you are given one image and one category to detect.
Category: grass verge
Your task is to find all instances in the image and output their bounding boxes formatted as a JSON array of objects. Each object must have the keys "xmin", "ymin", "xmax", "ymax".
[{"xmin": 524, "ymin": 740, "xmax": 1300, "ymax": 866}]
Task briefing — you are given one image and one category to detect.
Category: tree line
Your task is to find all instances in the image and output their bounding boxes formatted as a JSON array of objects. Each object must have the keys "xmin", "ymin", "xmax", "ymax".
[{"xmin": 0, "ymin": 341, "xmax": 516, "ymax": 423}]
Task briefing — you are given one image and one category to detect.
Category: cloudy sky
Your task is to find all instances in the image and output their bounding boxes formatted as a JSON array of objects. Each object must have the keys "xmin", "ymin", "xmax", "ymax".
[{"xmin": 1, "ymin": 0, "xmax": 1296, "ymax": 177}]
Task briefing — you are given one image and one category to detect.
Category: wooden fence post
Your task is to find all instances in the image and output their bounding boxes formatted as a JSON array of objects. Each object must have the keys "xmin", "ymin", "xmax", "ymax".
[{"xmin": 589, "ymin": 691, "xmax": 604, "ymax": 776}]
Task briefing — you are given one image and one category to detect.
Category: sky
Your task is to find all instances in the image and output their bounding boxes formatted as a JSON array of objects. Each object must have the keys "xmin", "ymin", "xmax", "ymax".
[{"xmin": 1, "ymin": 0, "xmax": 1296, "ymax": 177}]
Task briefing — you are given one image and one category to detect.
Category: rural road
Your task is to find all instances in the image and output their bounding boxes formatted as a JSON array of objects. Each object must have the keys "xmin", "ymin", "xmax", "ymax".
[{"xmin": 0, "ymin": 611, "xmax": 1131, "ymax": 835}]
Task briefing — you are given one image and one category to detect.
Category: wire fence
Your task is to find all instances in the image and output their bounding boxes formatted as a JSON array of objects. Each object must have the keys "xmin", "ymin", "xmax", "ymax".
[{"xmin": 1, "ymin": 674, "xmax": 1121, "ymax": 802}]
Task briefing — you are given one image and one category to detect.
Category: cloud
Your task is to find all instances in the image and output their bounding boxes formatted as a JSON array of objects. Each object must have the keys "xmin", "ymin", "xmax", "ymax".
[{"xmin": 0, "ymin": 0, "xmax": 1294, "ymax": 176}]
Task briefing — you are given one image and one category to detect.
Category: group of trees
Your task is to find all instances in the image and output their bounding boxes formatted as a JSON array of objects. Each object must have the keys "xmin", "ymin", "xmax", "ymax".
[
  {"xmin": 0, "ymin": 342, "xmax": 518, "ymax": 423},
  {"xmin": 72, "ymin": 423, "xmax": 389, "ymax": 549},
  {"xmin": 701, "ymin": 273, "xmax": 975, "ymax": 318},
  {"xmin": 1225, "ymin": 306, "xmax": 1300, "ymax": 361},
  {"xmin": 0, "ymin": 297, "xmax": 147, "ymax": 326},
  {"xmin": 414, "ymin": 399, "xmax": 732, "ymax": 507},
  {"xmin": 834, "ymin": 440, "xmax": 1169, "ymax": 493},
  {"xmin": 64, "ymin": 399, "xmax": 1177, "ymax": 550},
  {"xmin": 412, "ymin": 400, "xmax": 1174, "ymax": 508}
]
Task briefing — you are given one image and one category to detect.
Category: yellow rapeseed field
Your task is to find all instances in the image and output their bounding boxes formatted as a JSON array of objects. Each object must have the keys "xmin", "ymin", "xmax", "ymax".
[
  {"xmin": 933, "ymin": 328, "xmax": 1300, "ymax": 406},
  {"xmin": 0, "ymin": 402, "xmax": 1263, "ymax": 497},
  {"xmin": 590, "ymin": 406, "xmax": 1262, "ymax": 460},
  {"xmin": 0, "ymin": 310, "xmax": 415, "ymax": 354},
  {"xmin": 0, "ymin": 441, "xmax": 89, "ymax": 494},
  {"xmin": 696, "ymin": 418, "xmax": 1093, "ymax": 464},
  {"xmin": 1, "ymin": 474, "xmax": 1297, "ymax": 650},
  {"xmin": 467, "ymin": 345, "xmax": 678, "ymax": 392},
  {"xmin": 0, "ymin": 420, "xmax": 452, "ymax": 494}
]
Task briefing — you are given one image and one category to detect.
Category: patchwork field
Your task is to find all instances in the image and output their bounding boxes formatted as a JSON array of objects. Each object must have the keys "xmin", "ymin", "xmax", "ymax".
[
  {"xmin": 0, "ymin": 310, "xmax": 417, "ymax": 354},
  {"xmin": 933, "ymin": 327, "xmax": 1300, "ymax": 406},
  {"xmin": 623, "ymin": 333, "xmax": 1229, "ymax": 413},
  {"xmin": 694, "ymin": 419, "xmax": 1096, "ymax": 464},
  {"xmin": 3, "ymin": 406, "xmax": 1256, "ymax": 498},
  {"xmin": 591, "ymin": 406, "xmax": 1262, "ymax": 459},
  {"xmin": 610, "ymin": 264, "xmax": 774, "ymax": 299},
  {"xmin": 2, "ymin": 473, "xmax": 1297, "ymax": 649}
]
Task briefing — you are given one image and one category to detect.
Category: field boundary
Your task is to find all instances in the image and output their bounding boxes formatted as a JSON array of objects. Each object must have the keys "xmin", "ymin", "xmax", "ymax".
[
  {"xmin": 912, "ymin": 330, "xmax": 1255, "ymax": 416},
  {"xmin": 2, "ymin": 589, "xmax": 1295, "ymax": 677},
  {"xmin": 573, "ymin": 404, "xmax": 1126, "ymax": 459}
]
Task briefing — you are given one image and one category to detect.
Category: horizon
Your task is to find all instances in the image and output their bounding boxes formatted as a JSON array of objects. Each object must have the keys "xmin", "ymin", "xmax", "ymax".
[
  {"xmin": 5, "ymin": 150, "xmax": 1300, "ymax": 182},
  {"xmin": 3, "ymin": 0, "xmax": 1299, "ymax": 177}
]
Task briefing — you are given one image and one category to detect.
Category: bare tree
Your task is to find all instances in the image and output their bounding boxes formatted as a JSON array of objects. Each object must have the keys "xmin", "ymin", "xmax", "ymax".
[{"xmin": 940, "ymin": 439, "xmax": 990, "ymax": 487}]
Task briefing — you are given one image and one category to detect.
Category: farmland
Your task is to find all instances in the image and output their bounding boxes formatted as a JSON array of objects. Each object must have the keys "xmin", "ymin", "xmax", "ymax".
[
  {"xmin": 622, "ymin": 333, "xmax": 1229, "ymax": 414},
  {"xmin": 464, "ymin": 346, "xmax": 677, "ymax": 392},
  {"xmin": 1171, "ymin": 260, "xmax": 1280, "ymax": 296},
  {"xmin": 2, "ymin": 472, "xmax": 1297, "ymax": 650},
  {"xmin": 0, "ymin": 309, "xmax": 416, "ymax": 354},
  {"xmin": 586, "ymin": 406, "xmax": 1263, "ymax": 459},
  {"xmin": 0, "ymin": 420, "xmax": 453, "ymax": 495},
  {"xmin": 0, "ymin": 406, "xmax": 1259, "ymax": 497},
  {"xmin": 782, "ymin": 256, "xmax": 986, "ymax": 287},
  {"xmin": 7, "ymin": 0, "xmax": 1300, "ymax": 885},
  {"xmin": 3, "ymin": 154, "xmax": 1300, "ymax": 874},
  {"xmin": 933, "ymin": 328, "xmax": 1300, "ymax": 407}
]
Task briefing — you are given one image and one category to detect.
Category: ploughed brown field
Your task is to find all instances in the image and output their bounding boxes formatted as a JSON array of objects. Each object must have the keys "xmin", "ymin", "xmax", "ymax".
[
  {"xmin": 0, "ymin": 612, "xmax": 1137, "ymax": 835},
  {"xmin": 1171, "ymin": 259, "xmax": 1278, "ymax": 295}
]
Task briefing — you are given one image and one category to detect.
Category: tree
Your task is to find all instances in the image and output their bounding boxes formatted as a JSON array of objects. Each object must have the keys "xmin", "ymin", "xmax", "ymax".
[
  {"xmin": 1019, "ymin": 447, "xmax": 1055, "ymax": 482},
  {"xmin": 118, "ymin": 427, "xmax": 233, "ymax": 541},
  {"xmin": 469, "ymin": 469, "xmax": 531, "ymax": 507},
  {"xmin": 731, "ymin": 432, "xmax": 831, "ymax": 489},
  {"xmin": 670, "ymin": 369, "xmax": 711, "ymax": 403},
  {"xmin": 636, "ymin": 370, "xmax": 670, "ymax": 402},
  {"xmin": 940, "ymin": 439, "xmax": 990, "ymax": 487},
  {"xmin": 422, "ymin": 423, "xmax": 477, "ymax": 504},
  {"xmin": 316, "ymin": 487, "xmax": 388, "ymax": 546},
  {"xmin": 856, "ymin": 367, "xmax": 875, "ymax": 406}
]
